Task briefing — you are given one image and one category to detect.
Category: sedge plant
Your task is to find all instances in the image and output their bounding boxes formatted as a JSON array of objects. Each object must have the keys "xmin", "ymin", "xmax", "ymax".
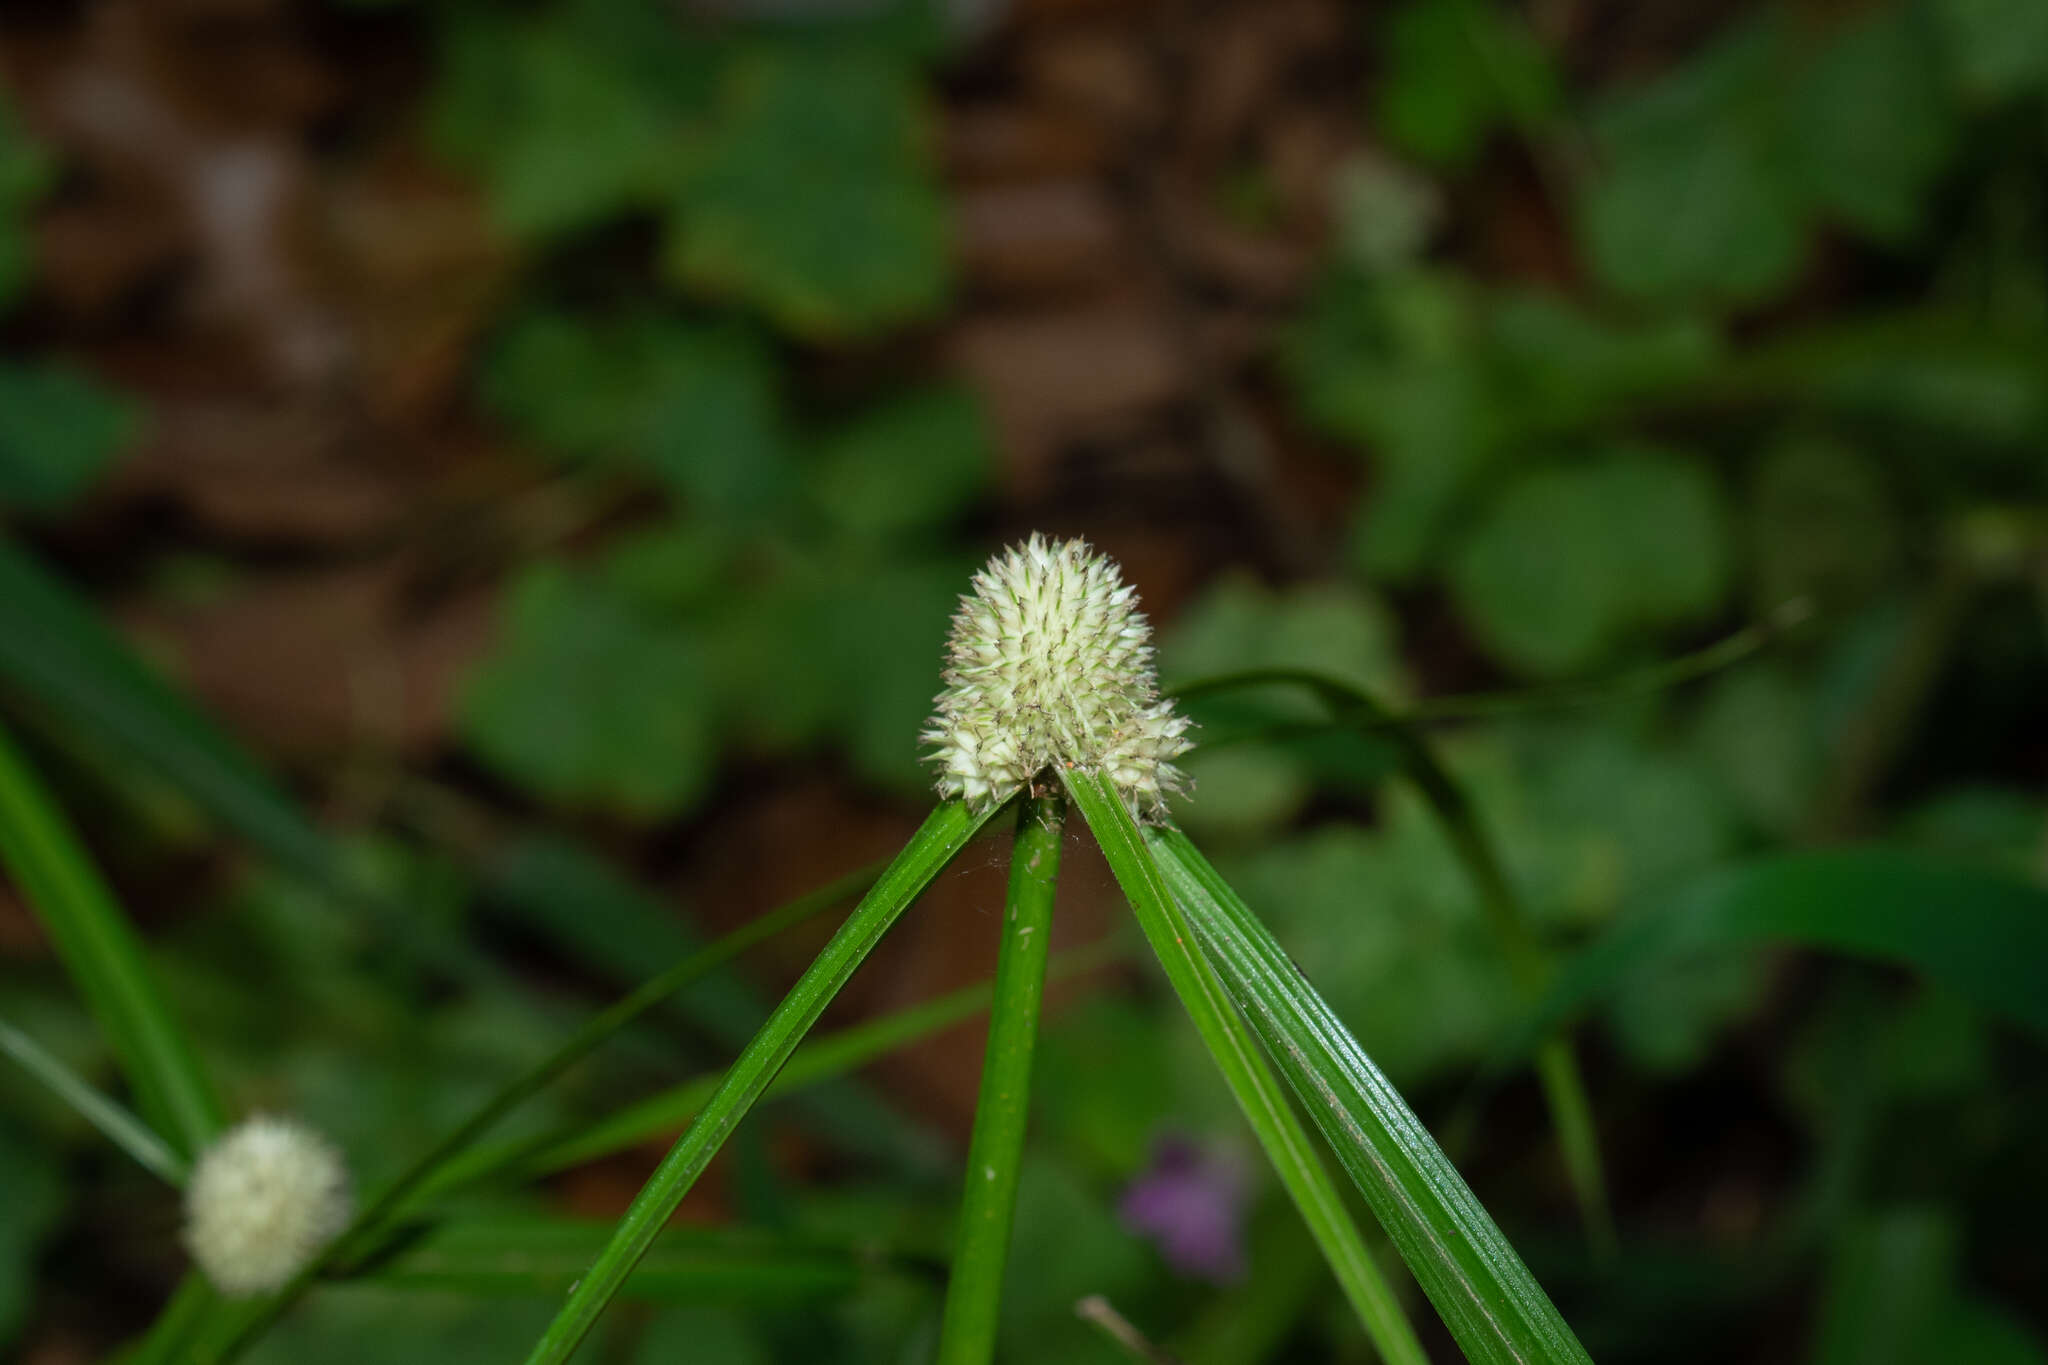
[
  {"xmin": 522, "ymin": 535, "xmax": 1592, "ymax": 1365},
  {"xmin": 2, "ymin": 536, "xmax": 1596, "ymax": 1363}
]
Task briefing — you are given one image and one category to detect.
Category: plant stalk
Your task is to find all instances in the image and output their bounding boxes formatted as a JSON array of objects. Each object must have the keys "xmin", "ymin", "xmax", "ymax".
[{"xmin": 937, "ymin": 792, "xmax": 1063, "ymax": 1365}]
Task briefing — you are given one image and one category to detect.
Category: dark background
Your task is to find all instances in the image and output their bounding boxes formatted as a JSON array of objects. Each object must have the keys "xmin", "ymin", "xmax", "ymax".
[{"xmin": 1, "ymin": 0, "xmax": 2045, "ymax": 1361}]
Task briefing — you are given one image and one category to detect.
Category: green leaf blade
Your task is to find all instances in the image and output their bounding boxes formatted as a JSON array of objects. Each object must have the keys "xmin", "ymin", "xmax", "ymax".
[
  {"xmin": 520, "ymin": 800, "xmax": 995, "ymax": 1365},
  {"xmin": 1149, "ymin": 824, "xmax": 1591, "ymax": 1365},
  {"xmin": 0, "ymin": 1015, "xmax": 189, "ymax": 1185},
  {"xmin": 369, "ymin": 1217, "xmax": 885, "ymax": 1305},
  {"xmin": 1063, "ymin": 770, "xmax": 1430, "ymax": 1365},
  {"xmin": 1510, "ymin": 850, "xmax": 2048, "ymax": 1059},
  {"xmin": 0, "ymin": 544, "xmax": 341, "ymax": 892},
  {"xmin": 0, "ymin": 721, "xmax": 224, "ymax": 1158}
]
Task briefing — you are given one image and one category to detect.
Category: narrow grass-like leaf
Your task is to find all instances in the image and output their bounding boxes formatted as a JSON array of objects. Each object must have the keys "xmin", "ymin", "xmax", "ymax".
[
  {"xmin": 1063, "ymin": 769, "xmax": 1430, "ymax": 1365},
  {"xmin": 363, "ymin": 859, "xmax": 876, "ymax": 1225},
  {"xmin": 1170, "ymin": 664, "xmax": 1617, "ymax": 1254},
  {"xmin": 200, "ymin": 931, "xmax": 1125, "ymax": 1365},
  {"xmin": 200, "ymin": 859, "xmax": 879, "ymax": 1365},
  {"xmin": 469, "ymin": 934, "xmax": 1124, "ymax": 1190},
  {"xmin": 0, "ymin": 544, "xmax": 500, "ymax": 993},
  {"xmin": 0, "ymin": 719, "xmax": 223, "ymax": 1157},
  {"xmin": 1171, "ymin": 604, "xmax": 1803, "ymax": 747},
  {"xmin": 522, "ymin": 800, "xmax": 997, "ymax": 1365},
  {"xmin": 1150, "ymin": 824, "xmax": 1591, "ymax": 1365},
  {"xmin": 938, "ymin": 793, "xmax": 1062, "ymax": 1365},
  {"xmin": 0, "ymin": 1014, "xmax": 189, "ymax": 1184},
  {"xmin": 1502, "ymin": 850, "xmax": 2048, "ymax": 1063},
  {"xmin": 0, "ymin": 543, "xmax": 342, "ymax": 893},
  {"xmin": 365, "ymin": 1215, "xmax": 898, "ymax": 1304},
  {"xmin": 118, "ymin": 1274, "xmax": 219, "ymax": 1365},
  {"xmin": 482, "ymin": 839, "xmax": 940, "ymax": 1176},
  {"xmin": 482, "ymin": 836, "xmax": 779, "ymax": 1043}
]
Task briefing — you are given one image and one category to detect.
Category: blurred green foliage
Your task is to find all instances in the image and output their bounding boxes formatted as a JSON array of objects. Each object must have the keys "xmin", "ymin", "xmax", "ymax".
[
  {"xmin": 426, "ymin": 0, "xmax": 984, "ymax": 816},
  {"xmin": 0, "ymin": 101, "xmax": 135, "ymax": 516},
  {"xmin": 1272, "ymin": 0, "xmax": 2048, "ymax": 1115},
  {"xmin": 0, "ymin": 94, "xmax": 48, "ymax": 308},
  {"xmin": 1, "ymin": 0, "xmax": 2046, "ymax": 1359}
]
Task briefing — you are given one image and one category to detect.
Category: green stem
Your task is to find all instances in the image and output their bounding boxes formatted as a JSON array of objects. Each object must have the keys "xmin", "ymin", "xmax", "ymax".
[
  {"xmin": 1420, "ymin": 746, "xmax": 1615, "ymax": 1259},
  {"xmin": 1064, "ymin": 770, "xmax": 1429, "ymax": 1365},
  {"xmin": 0, "ymin": 1015, "xmax": 188, "ymax": 1185},
  {"xmin": 938, "ymin": 793, "xmax": 1063, "ymax": 1365},
  {"xmin": 521, "ymin": 800, "xmax": 997, "ymax": 1365},
  {"xmin": 200, "ymin": 861, "xmax": 880, "ymax": 1365},
  {"xmin": 0, "ymin": 718, "xmax": 223, "ymax": 1157}
]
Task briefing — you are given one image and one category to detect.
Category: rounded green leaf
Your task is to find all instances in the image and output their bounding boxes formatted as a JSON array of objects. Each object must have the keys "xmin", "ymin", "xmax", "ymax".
[
  {"xmin": 483, "ymin": 313, "xmax": 790, "ymax": 518},
  {"xmin": 1449, "ymin": 449, "xmax": 1731, "ymax": 676},
  {"xmin": 461, "ymin": 564, "xmax": 716, "ymax": 818},
  {"xmin": 663, "ymin": 49, "xmax": 949, "ymax": 338},
  {"xmin": 0, "ymin": 364, "xmax": 139, "ymax": 515}
]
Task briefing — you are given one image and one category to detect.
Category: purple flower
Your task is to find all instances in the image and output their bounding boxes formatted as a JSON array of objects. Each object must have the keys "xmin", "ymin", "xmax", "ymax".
[{"xmin": 1118, "ymin": 1135, "xmax": 1250, "ymax": 1283}]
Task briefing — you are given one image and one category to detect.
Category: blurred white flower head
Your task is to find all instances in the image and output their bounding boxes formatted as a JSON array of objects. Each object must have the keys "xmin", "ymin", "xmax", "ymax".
[
  {"xmin": 183, "ymin": 1115, "xmax": 351, "ymax": 1296},
  {"xmin": 925, "ymin": 534, "xmax": 1192, "ymax": 818}
]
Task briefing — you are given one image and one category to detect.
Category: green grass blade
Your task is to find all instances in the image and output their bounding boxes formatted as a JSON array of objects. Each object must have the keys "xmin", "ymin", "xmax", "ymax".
[
  {"xmin": 198, "ymin": 859, "xmax": 879, "ymax": 1365},
  {"xmin": 1063, "ymin": 770, "xmax": 1430, "ymax": 1365},
  {"xmin": 364, "ymin": 1215, "xmax": 899, "ymax": 1304},
  {"xmin": 938, "ymin": 792, "xmax": 1063, "ymax": 1365},
  {"xmin": 482, "ymin": 838, "xmax": 941, "ymax": 1176},
  {"xmin": 462, "ymin": 934, "xmax": 1124, "ymax": 1190},
  {"xmin": 521, "ymin": 800, "xmax": 997, "ymax": 1365},
  {"xmin": 364, "ymin": 859, "xmax": 875, "ymax": 1222},
  {"xmin": 0, "ymin": 719, "xmax": 223, "ymax": 1156},
  {"xmin": 1500, "ymin": 850, "xmax": 2048, "ymax": 1064},
  {"xmin": 0, "ymin": 544, "xmax": 501, "ymax": 994},
  {"xmin": 118, "ymin": 1274, "xmax": 220, "ymax": 1365},
  {"xmin": 482, "ymin": 836, "xmax": 788, "ymax": 1044},
  {"xmin": 1149, "ymin": 824, "xmax": 1591, "ymax": 1365},
  {"xmin": 0, "ymin": 1014, "xmax": 189, "ymax": 1184},
  {"xmin": 0, "ymin": 542, "xmax": 343, "ymax": 893},
  {"xmin": 1170, "ymin": 604, "xmax": 1803, "ymax": 744},
  {"xmin": 1169, "ymin": 664, "xmax": 1617, "ymax": 1255}
]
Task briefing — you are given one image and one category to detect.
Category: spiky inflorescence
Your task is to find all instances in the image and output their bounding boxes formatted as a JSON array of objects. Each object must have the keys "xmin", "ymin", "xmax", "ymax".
[
  {"xmin": 924, "ymin": 534, "xmax": 1192, "ymax": 818},
  {"xmin": 183, "ymin": 1115, "xmax": 352, "ymax": 1296}
]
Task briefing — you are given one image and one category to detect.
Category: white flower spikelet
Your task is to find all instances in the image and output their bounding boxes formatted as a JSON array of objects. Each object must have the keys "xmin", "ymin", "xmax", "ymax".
[
  {"xmin": 925, "ymin": 534, "xmax": 1192, "ymax": 817},
  {"xmin": 184, "ymin": 1115, "xmax": 352, "ymax": 1296}
]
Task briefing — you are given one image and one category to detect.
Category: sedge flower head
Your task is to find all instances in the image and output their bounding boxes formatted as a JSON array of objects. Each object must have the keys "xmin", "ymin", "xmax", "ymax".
[
  {"xmin": 183, "ymin": 1115, "xmax": 351, "ymax": 1296},
  {"xmin": 924, "ymin": 534, "xmax": 1192, "ymax": 818}
]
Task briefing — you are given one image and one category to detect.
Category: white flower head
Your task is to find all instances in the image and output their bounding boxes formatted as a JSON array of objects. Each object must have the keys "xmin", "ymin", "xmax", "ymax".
[
  {"xmin": 184, "ymin": 1115, "xmax": 351, "ymax": 1296},
  {"xmin": 925, "ymin": 534, "xmax": 1192, "ymax": 818}
]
